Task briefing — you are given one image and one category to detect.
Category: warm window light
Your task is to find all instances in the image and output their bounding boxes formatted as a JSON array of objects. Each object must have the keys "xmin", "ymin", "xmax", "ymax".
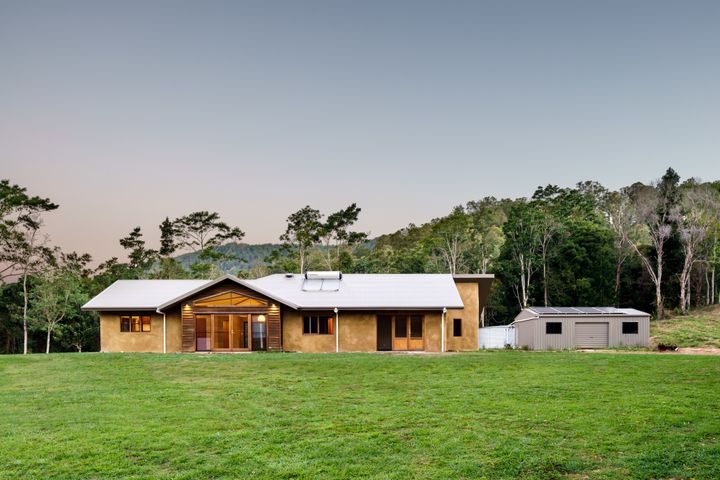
[{"xmin": 258, "ymin": 315, "xmax": 266, "ymax": 323}]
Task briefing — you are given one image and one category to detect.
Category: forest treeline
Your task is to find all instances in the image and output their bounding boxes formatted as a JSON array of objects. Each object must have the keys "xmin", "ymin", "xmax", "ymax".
[{"xmin": 1, "ymin": 167, "xmax": 719, "ymax": 353}]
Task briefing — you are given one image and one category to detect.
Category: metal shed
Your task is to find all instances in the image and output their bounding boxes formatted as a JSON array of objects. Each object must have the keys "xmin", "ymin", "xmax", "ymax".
[{"xmin": 512, "ymin": 307, "xmax": 650, "ymax": 350}]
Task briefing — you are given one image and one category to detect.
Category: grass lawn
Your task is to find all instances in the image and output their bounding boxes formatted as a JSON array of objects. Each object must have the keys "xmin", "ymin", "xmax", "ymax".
[
  {"xmin": 651, "ymin": 305, "xmax": 720, "ymax": 348},
  {"xmin": 1, "ymin": 352, "xmax": 719, "ymax": 479}
]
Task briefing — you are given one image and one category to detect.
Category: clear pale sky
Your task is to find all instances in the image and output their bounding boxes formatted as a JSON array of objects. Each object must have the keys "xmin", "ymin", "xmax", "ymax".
[{"xmin": 2, "ymin": 0, "xmax": 719, "ymax": 262}]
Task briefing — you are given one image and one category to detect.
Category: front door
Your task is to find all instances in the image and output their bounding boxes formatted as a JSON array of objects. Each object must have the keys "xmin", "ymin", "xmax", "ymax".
[
  {"xmin": 377, "ymin": 315, "xmax": 392, "ymax": 351},
  {"xmin": 392, "ymin": 315, "xmax": 424, "ymax": 351}
]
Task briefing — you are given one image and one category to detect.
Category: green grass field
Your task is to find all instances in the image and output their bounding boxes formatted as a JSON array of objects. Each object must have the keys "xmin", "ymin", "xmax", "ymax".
[
  {"xmin": 1, "ymin": 352, "xmax": 719, "ymax": 479},
  {"xmin": 651, "ymin": 305, "xmax": 720, "ymax": 348}
]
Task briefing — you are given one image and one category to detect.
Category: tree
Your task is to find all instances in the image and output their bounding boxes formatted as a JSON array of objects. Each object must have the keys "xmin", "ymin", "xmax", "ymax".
[
  {"xmin": 622, "ymin": 169, "xmax": 681, "ymax": 319},
  {"xmin": 600, "ymin": 190, "xmax": 636, "ymax": 305},
  {"xmin": 502, "ymin": 201, "xmax": 542, "ymax": 309},
  {"xmin": 0, "ymin": 179, "xmax": 57, "ymax": 283},
  {"xmin": 29, "ymin": 253, "xmax": 89, "ymax": 354},
  {"xmin": 172, "ymin": 212, "xmax": 245, "ymax": 277},
  {"xmin": 119, "ymin": 227, "xmax": 157, "ymax": 275},
  {"xmin": 530, "ymin": 186, "xmax": 566, "ymax": 306},
  {"xmin": 465, "ymin": 197, "xmax": 507, "ymax": 274},
  {"xmin": 426, "ymin": 206, "xmax": 472, "ymax": 275},
  {"xmin": 675, "ymin": 184, "xmax": 720, "ymax": 313},
  {"xmin": 154, "ymin": 217, "xmax": 185, "ymax": 279},
  {"xmin": 280, "ymin": 206, "xmax": 322, "ymax": 273},
  {"xmin": 318, "ymin": 204, "xmax": 367, "ymax": 270},
  {"xmin": 13, "ymin": 215, "xmax": 52, "ymax": 354},
  {"xmin": 159, "ymin": 217, "xmax": 177, "ymax": 257}
]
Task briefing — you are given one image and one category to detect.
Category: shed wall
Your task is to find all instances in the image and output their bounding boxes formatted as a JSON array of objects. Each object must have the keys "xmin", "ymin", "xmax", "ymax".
[{"xmin": 513, "ymin": 311, "xmax": 650, "ymax": 350}]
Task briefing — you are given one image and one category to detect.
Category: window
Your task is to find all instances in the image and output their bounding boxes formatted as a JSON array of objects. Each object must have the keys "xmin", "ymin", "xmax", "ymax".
[
  {"xmin": 546, "ymin": 322, "xmax": 562, "ymax": 334},
  {"xmin": 410, "ymin": 316, "xmax": 423, "ymax": 338},
  {"xmin": 120, "ymin": 315, "xmax": 151, "ymax": 333},
  {"xmin": 622, "ymin": 322, "xmax": 639, "ymax": 334},
  {"xmin": 395, "ymin": 316, "xmax": 407, "ymax": 338},
  {"xmin": 303, "ymin": 315, "xmax": 334, "ymax": 335},
  {"xmin": 453, "ymin": 318, "xmax": 462, "ymax": 337}
]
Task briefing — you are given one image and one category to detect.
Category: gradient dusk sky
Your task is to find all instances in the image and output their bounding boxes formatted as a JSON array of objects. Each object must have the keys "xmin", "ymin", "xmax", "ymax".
[{"xmin": 2, "ymin": 0, "xmax": 720, "ymax": 262}]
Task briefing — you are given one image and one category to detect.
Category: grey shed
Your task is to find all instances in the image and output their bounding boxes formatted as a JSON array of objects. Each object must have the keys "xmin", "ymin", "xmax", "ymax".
[{"xmin": 512, "ymin": 307, "xmax": 650, "ymax": 350}]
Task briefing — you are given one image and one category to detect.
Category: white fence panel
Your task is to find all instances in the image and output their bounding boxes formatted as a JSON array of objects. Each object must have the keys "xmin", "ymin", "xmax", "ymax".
[{"xmin": 478, "ymin": 326, "xmax": 516, "ymax": 349}]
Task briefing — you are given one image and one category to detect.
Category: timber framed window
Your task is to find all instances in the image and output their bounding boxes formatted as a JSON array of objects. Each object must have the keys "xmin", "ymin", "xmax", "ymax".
[
  {"xmin": 622, "ymin": 322, "xmax": 639, "ymax": 334},
  {"xmin": 303, "ymin": 315, "xmax": 334, "ymax": 335},
  {"xmin": 120, "ymin": 315, "xmax": 151, "ymax": 333},
  {"xmin": 546, "ymin": 322, "xmax": 562, "ymax": 334}
]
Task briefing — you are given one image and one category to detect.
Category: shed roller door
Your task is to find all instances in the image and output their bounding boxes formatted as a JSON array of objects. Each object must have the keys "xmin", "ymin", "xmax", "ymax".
[{"xmin": 575, "ymin": 322, "xmax": 609, "ymax": 348}]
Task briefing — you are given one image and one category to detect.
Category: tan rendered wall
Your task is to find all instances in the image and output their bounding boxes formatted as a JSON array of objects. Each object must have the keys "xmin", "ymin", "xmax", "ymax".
[
  {"xmin": 100, "ymin": 309, "xmax": 182, "ymax": 353},
  {"xmin": 445, "ymin": 282, "xmax": 479, "ymax": 351},
  {"xmin": 282, "ymin": 310, "xmax": 447, "ymax": 352}
]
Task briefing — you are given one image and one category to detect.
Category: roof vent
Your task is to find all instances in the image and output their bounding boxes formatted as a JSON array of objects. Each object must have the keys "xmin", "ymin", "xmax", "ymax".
[
  {"xmin": 284, "ymin": 273, "xmax": 294, "ymax": 278},
  {"xmin": 302, "ymin": 271, "xmax": 342, "ymax": 291}
]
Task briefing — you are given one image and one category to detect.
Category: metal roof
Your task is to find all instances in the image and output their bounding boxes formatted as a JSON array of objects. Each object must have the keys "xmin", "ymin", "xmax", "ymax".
[
  {"xmin": 81, "ymin": 280, "xmax": 209, "ymax": 311},
  {"xmin": 523, "ymin": 306, "xmax": 650, "ymax": 317},
  {"xmin": 248, "ymin": 273, "xmax": 466, "ymax": 310},
  {"xmin": 82, "ymin": 273, "xmax": 477, "ymax": 311}
]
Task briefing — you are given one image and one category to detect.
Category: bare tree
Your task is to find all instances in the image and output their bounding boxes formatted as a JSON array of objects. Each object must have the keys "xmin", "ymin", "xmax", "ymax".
[
  {"xmin": 12, "ymin": 215, "xmax": 51, "ymax": 354},
  {"xmin": 504, "ymin": 202, "xmax": 541, "ymax": 309},
  {"xmin": 676, "ymin": 185, "xmax": 720, "ymax": 313},
  {"xmin": 601, "ymin": 191, "xmax": 636, "ymax": 306},
  {"xmin": 624, "ymin": 180, "xmax": 678, "ymax": 319}
]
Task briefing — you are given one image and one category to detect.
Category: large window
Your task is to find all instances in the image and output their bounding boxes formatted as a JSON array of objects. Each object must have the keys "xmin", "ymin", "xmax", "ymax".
[
  {"xmin": 453, "ymin": 318, "xmax": 462, "ymax": 337},
  {"xmin": 546, "ymin": 322, "xmax": 562, "ymax": 334},
  {"xmin": 622, "ymin": 322, "xmax": 639, "ymax": 334},
  {"xmin": 303, "ymin": 315, "xmax": 334, "ymax": 335},
  {"xmin": 120, "ymin": 315, "xmax": 151, "ymax": 332}
]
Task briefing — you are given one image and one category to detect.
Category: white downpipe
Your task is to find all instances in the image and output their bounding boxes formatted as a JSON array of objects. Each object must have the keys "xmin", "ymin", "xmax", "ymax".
[
  {"xmin": 441, "ymin": 307, "xmax": 447, "ymax": 353},
  {"xmin": 334, "ymin": 307, "xmax": 339, "ymax": 353},
  {"xmin": 157, "ymin": 309, "xmax": 167, "ymax": 354}
]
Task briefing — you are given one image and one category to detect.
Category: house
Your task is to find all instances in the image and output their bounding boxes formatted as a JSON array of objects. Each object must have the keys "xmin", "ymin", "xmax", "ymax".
[
  {"xmin": 512, "ymin": 306, "xmax": 650, "ymax": 350},
  {"xmin": 82, "ymin": 272, "xmax": 494, "ymax": 353}
]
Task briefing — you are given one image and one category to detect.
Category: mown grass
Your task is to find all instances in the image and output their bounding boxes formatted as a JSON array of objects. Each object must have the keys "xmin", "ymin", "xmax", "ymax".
[
  {"xmin": 651, "ymin": 305, "xmax": 720, "ymax": 347},
  {"xmin": 0, "ymin": 352, "xmax": 719, "ymax": 479}
]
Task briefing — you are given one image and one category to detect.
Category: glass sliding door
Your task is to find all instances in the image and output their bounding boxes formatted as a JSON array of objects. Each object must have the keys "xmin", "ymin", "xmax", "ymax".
[
  {"xmin": 231, "ymin": 315, "xmax": 249, "ymax": 350},
  {"xmin": 196, "ymin": 315, "xmax": 211, "ymax": 351},
  {"xmin": 196, "ymin": 313, "xmax": 262, "ymax": 351},
  {"xmin": 213, "ymin": 315, "xmax": 230, "ymax": 350}
]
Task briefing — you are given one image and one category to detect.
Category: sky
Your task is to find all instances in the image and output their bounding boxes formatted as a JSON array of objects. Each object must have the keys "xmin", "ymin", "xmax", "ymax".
[{"xmin": 2, "ymin": 0, "xmax": 720, "ymax": 262}]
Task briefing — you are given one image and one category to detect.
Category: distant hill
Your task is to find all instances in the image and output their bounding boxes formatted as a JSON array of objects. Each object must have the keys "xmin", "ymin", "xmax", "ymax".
[
  {"xmin": 175, "ymin": 243, "xmax": 282, "ymax": 273},
  {"xmin": 175, "ymin": 239, "xmax": 378, "ymax": 274}
]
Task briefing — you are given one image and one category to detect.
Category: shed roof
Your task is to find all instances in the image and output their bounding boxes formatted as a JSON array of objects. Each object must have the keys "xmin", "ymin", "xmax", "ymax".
[
  {"xmin": 82, "ymin": 273, "xmax": 484, "ymax": 311},
  {"xmin": 512, "ymin": 306, "xmax": 650, "ymax": 323}
]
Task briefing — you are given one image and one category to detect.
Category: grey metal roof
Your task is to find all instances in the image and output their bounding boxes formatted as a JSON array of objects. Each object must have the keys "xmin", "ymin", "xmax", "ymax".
[
  {"xmin": 248, "ymin": 273, "xmax": 465, "ymax": 310},
  {"xmin": 81, "ymin": 280, "xmax": 209, "ymax": 311},
  {"xmin": 83, "ymin": 273, "xmax": 473, "ymax": 311},
  {"xmin": 513, "ymin": 306, "xmax": 651, "ymax": 321}
]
